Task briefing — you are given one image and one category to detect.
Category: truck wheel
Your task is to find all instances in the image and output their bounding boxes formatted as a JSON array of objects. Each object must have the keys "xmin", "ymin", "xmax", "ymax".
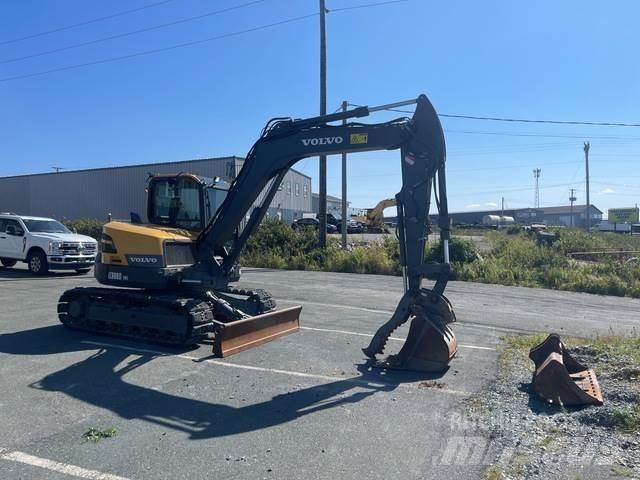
[
  {"xmin": 27, "ymin": 250, "xmax": 49, "ymax": 275},
  {"xmin": 0, "ymin": 258, "xmax": 17, "ymax": 267},
  {"xmin": 75, "ymin": 268, "xmax": 91, "ymax": 274}
]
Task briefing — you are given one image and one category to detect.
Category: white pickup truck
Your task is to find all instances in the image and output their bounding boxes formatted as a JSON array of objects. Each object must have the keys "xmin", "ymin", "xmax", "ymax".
[{"xmin": 0, "ymin": 213, "xmax": 98, "ymax": 275}]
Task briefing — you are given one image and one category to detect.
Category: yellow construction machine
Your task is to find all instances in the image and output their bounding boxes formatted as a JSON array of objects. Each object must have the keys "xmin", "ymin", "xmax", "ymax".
[
  {"xmin": 352, "ymin": 198, "xmax": 397, "ymax": 233},
  {"xmin": 58, "ymin": 94, "xmax": 458, "ymax": 371}
]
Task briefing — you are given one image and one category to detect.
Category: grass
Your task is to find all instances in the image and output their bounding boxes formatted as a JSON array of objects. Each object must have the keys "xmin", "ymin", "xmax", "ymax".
[
  {"xmin": 500, "ymin": 333, "xmax": 640, "ymax": 369},
  {"xmin": 484, "ymin": 465, "xmax": 505, "ymax": 480},
  {"xmin": 243, "ymin": 220, "xmax": 640, "ymax": 299},
  {"xmin": 64, "ymin": 217, "xmax": 640, "ymax": 299},
  {"xmin": 484, "ymin": 454, "xmax": 530, "ymax": 480},
  {"xmin": 82, "ymin": 427, "xmax": 117, "ymax": 443},
  {"xmin": 611, "ymin": 463, "xmax": 634, "ymax": 477},
  {"xmin": 535, "ymin": 434, "xmax": 555, "ymax": 449},
  {"xmin": 455, "ymin": 229, "xmax": 640, "ymax": 298},
  {"xmin": 608, "ymin": 404, "xmax": 640, "ymax": 434}
]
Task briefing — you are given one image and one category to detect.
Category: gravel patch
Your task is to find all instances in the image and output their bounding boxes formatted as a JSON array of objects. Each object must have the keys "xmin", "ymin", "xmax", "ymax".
[{"xmin": 466, "ymin": 336, "xmax": 640, "ymax": 479}]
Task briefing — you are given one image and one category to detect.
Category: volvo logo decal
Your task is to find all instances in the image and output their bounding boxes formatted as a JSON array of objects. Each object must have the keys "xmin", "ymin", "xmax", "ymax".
[
  {"xmin": 126, "ymin": 255, "xmax": 163, "ymax": 267},
  {"xmin": 301, "ymin": 136, "xmax": 344, "ymax": 147}
]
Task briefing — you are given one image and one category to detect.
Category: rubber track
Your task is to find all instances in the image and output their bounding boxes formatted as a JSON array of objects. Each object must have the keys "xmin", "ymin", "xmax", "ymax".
[
  {"xmin": 220, "ymin": 286, "xmax": 276, "ymax": 313},
  {"xmin": 58, "ymin": 287, "xmax": 214, "ymax": 346}
]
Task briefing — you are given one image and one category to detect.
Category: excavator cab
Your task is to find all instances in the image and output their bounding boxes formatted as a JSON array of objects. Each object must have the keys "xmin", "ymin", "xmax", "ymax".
[
  {"xmin": 147, "ymin": 173, "xmax": 229, "ymax": 232},
  {"xmin": 95, "ymin": 174, "xmax": 236, "ymax": 291}
]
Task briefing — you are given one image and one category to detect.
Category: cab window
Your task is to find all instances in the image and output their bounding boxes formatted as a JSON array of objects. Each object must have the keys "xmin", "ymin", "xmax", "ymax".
[{"xmin": 149, "ymin": 177, "xmax": 202, "ymax": 230}]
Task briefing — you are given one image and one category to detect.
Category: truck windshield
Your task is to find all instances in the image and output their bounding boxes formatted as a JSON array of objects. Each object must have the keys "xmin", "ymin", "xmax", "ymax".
[
  {"xmin": 149, "ymin": 178, "xmax": 202, "ymax": 230},
  {"xmin": 23, "ymin": 219, "xmax": 71, "ymax": 233}
]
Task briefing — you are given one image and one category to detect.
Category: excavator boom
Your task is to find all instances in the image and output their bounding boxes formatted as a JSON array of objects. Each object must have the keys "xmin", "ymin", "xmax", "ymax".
[{"xmin": 189, "ymin": 93, "xmax": 456, "ymax": 371}]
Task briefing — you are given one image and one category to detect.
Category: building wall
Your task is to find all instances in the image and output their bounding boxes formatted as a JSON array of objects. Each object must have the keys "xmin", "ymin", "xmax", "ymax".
[
  {"xmin": 311, "ymin": 194, "xmax": 349, "ymax": 216},
  {"xmin": 0, "ymin": 157, "xmax": 311, "ymax": 224}
]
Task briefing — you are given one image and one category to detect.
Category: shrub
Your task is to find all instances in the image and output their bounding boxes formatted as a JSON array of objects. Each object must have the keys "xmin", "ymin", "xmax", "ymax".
[
  {"xmin": 63, "ymin": 218, "xmax": 104, "ymax": 240},
  {"xmin": 426, "ymin": 236, "xmax": 479, "ymax": 264},
  {"xmin": 241, "ymin": 220, "xmax": 640, "ymax": 299}
]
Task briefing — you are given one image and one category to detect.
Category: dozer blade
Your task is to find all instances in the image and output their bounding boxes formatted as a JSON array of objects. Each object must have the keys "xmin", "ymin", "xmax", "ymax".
[
  {"xmin": 212, "ymin": 306, "xmax": 301, "ymax": 357},
  {"xmin": 529, "ymin": 334, "xmax": 603, "ymax": 406},
  {"xmin": 369, "ymin": 291, "xmax": 457, "ymax": 373}
]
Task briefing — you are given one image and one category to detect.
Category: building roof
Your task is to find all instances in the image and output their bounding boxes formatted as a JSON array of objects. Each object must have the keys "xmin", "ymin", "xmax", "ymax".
[
  {"xmin": 0, "ymin": 156, "xmax": 311, "ymax": 181},
  {"xmin": 312, "ymin": 193, "xmax": 343, "ymax": 202},
  {"xmin": 445, "ymin": 204, "xmax": 602, "ymax": 217},
  {"xmin": 540, "ymin": 204, "xmax": 602, "ymax": 215}
]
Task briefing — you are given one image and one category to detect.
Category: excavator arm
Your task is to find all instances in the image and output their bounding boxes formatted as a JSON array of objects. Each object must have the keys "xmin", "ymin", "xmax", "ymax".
[
  {"xmin": 192, "ymin": 93, "xmax": 457, "ymax": 371},
  {"xmin": 366, "ymin": 198, "xmax": 397, "ymax": 225}
]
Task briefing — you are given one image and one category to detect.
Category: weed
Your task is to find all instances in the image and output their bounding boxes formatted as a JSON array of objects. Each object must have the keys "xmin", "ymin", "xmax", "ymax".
[
  {"xmin": 83, "ymin": 427, "xmax": 117, "ymax": 443},
  {"xmin": 484, "ymin": 465, "xmax": 505, "ymax": 480},
  {"xmin": 611, "ymin": 463, "xmax": 634, "ymax": 477},
  {"xmin": 536, "ymin": 435, "xmax": 555, "ymax": 449}
]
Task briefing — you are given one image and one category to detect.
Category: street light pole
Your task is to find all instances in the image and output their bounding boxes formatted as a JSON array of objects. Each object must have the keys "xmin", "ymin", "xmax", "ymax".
[
  {"xmin": 341, "ymin": 100, "xmax": 348, "ymax": 249},
  {"xmin": 318, "ymin": 0, "xmax": 328, "ymax": 247},
  {"xmin": 584, "ymin": 142, "xmax": 591, "ymax": 230},
  {"xmin": 569, "ymin": 188, "xmax": 576, "ymax": 228}
]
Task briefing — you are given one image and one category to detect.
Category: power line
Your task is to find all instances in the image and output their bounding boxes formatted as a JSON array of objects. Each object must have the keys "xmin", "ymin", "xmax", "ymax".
[
  {"xmin": 453, "ymin": 182, "xmax": 584, "ymax": 198},
  {"xmin": 348, "ymin": 103, "xmax": 640, "ymax": 129},
  {"xmin": 0, "ymin": 0, "xmax": 177, "ymax": 46},
  {"xmin": 0, "ymin": 0, "xmax": 403, "ymax": 83},
  {"xmin": 0, "ymin": 13, "xmax": 319, "ymax": 83},
  {"xmin": 328, "ymin": 0, "xmax": 408, "ymax": 13},
  {"xmin": 441, "ymin": 113, "xmax": 640, "ymax": 128},
  {"xmin": 446, "ymin": 129, "xmax": 640, "ymax": 140},
  {"xmin": 1, "ymin": 1, "xmax": 266, "ymax": 65},
  {"xmin": 0, "ymin": 0, "xmax": 266, "ymax": 65}
]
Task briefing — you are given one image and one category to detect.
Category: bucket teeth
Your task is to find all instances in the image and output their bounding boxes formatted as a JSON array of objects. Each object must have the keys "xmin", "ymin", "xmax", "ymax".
[
  {"xmin": 529, "ymin": 334, "xmax": 603, "ymax": 406},
  {"xmin": 364, "ymin": 290, "xmax": 457, "ymax": 372}
]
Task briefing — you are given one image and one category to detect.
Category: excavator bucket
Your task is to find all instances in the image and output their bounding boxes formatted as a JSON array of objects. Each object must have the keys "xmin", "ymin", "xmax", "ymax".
[
  {"xmin": 529, "ymin": 334, "xmax": 603, "ymax": 406},
  {"xmin": 212, "ymin": 306, "xmax": 302, "ymax": 357},
  {"xmin": 372, "ymin": 293, "xmax": 457, "ymax": 372}
]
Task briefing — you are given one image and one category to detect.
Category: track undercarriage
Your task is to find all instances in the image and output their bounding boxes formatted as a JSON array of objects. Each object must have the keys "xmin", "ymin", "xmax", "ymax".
[{"xmin": 58, "ymin": 286, "xmax": 299, "ymax": 355}]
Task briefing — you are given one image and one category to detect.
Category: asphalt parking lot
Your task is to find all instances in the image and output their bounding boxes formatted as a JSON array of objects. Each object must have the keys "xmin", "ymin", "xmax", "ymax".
[{"xmin": 1, "ymin": 264, "xmax": 638, "ymax": 479}]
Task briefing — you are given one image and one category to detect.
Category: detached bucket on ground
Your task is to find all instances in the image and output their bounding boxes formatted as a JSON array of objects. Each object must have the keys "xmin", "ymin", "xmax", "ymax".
[{"xmin": 529, "ymin": 333, "xmax": 603, "ymax": 406}]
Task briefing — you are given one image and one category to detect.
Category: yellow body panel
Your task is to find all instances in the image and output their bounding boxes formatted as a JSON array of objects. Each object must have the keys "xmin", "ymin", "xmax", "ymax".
[{"xmin": 102, "ymin": 221, "xmax": 197, "ymax": 266}]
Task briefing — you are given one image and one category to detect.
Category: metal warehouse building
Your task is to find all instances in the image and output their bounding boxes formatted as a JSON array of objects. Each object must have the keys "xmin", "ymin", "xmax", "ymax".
[
  {"xmin": 0, "ymin": 157, "xmax": 312, "ymax": 224},
  {"xmin": 434, "ymin": 204, "xmax": 603, "ymax": 228}
]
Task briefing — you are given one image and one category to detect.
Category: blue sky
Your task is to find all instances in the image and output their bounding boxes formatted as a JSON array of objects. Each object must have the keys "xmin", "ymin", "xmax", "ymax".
[{"xmin": 2, "ymin": 0, "xmax": 639, "ymax": 216}]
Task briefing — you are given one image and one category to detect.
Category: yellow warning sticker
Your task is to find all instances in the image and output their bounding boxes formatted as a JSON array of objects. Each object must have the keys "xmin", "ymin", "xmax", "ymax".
[{"xmin": 350, "ymin": 133, "xmax": 368, "ymax": 145}]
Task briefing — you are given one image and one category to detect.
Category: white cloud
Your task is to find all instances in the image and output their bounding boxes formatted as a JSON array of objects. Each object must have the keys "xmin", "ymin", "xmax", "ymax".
[
  {"xmin": 598, "ymin": 188, "xmax": 616, "ymax": 195},
  {"xmin": 465, "ymin": 203, "xmax": 481, "ymax": 209},
  {"xmin": 485, "ymin": 202, "xmax": 498, "ymax": 207}
]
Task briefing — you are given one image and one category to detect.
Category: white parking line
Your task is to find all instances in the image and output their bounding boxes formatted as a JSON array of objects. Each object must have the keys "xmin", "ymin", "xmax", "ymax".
[
  {"xmin": 298, "ymin": 326, "xmax": 496, "ymax": 350},
  {"xmin": 0, "ymin": 448, "xmax": 130, "ymax": 480},
  {"xmin": 80, "ymin": 340, "xmax": 471, "ymax": 396},
  {"xmin": 276, "ymin": 298, "xmax": 532, "ymax": 334}
]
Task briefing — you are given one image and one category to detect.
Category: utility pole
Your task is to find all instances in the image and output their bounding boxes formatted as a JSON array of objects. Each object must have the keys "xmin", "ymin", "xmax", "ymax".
[
  {"xmin": 318, "ymin": 0, "xmax": 328, "ymax": 247},
  {"xmin": 584, "ymin": 141, "xmax": 591, "ymax": 230},
  {"xmin": 533, "ymin": 168, "xmax": 541, "ymax": 209},
  {"xmin": 569, "ymin": 188, "xmax": 577, "ymax": 228},
  {"xmin": 341, "ymin": 100, "xmax": 348, "ymax": 249},
  {"xmin": 501, "ymin": 196, "xmax": 504, "ymax": 227},
  {"xmin": 52, "ymin": 166, "xmax": 65, "ymax": 172}
]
